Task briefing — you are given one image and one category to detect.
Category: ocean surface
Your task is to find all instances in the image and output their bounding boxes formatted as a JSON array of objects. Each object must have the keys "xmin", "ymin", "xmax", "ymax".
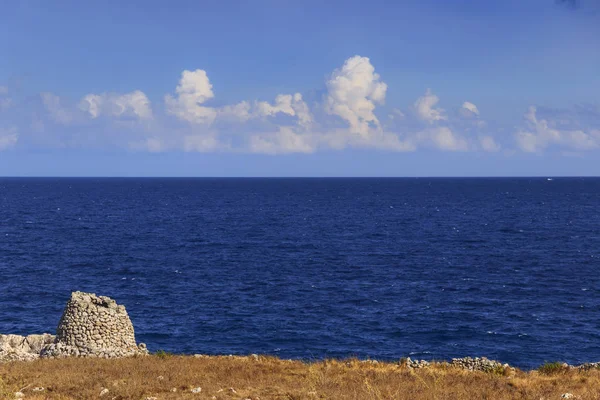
[{"xmin": 1, "ymin": 178, "xmax": 599, "ymax": 369}]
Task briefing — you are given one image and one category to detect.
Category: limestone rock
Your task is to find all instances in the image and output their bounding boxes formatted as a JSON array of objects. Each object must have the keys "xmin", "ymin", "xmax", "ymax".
[
  {"xmin": 450, "ymin": 356, "xmax": 505, "ymax": 372},
  {"xmin": 403, "ymin": 357, "xmax": 431, "ymax": 369},
  {"xmin": 0, "ymin": 334, "xmax": 55, "ymax": 362}
]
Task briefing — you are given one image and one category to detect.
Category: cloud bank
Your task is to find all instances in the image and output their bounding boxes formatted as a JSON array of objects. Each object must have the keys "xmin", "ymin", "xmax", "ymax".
[{"xmin": 0, "ymin": 55, "xmax": 596, "ymax": 155}]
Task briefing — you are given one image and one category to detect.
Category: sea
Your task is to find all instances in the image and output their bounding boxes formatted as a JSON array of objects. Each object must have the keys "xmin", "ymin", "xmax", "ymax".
[{"xmin": 1, "ymin": 177, "xmax": 599, "ymax": 369}]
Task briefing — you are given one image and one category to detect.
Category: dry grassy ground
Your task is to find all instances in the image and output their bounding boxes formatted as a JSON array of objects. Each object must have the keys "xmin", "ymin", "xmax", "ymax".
[{"xmin": 1, "ymin": 355, "xmax": 600, "ymax": 399}]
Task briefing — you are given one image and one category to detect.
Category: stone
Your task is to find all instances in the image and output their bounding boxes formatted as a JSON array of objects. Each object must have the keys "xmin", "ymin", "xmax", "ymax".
[
  {"xmin": 450, "ymin": 357, "xmax": 505, "ymax": 373},
  {"xmin": 40, "ymin": 291, "xmax": 148, "ymax": 359},
  {"xmin": 100, "ymin": 388, "xmax": 109, "ymax": 396},
  {"xmin": 576, "ymin": 362, "xmax": 600, "ymax": 371},
  {"xmin": 0, "ymin": 334, "xmax": 55, "ymax": 362},
  {"xmin": 191, "ymin": 387, "xmax": 202, "ymax": 393},
  {"xmin": 403, "ymin": 357, "xmax": 431, "ymax": 369}
]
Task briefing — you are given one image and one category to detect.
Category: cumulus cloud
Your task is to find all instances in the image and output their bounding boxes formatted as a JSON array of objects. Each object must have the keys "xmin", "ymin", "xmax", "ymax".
[
  {"xmin": 255, "ymin": 94, "xmax": 295, "ymax": 117},
  {"xmin": 254, "ymin": 93, "xmax": 313, "ymax": 129},
  {"xmin": 515, "ymin": 106, "xmax": 599, "ymax": 152},
  {"xmin": 290, "ymin": 94, "xmax": 313, "ymax": 129},
  {"xmin": 0, "ymin": 127, "xmax": 18, "ymax": 150},
  {"xmin": 217, "ymin": 101, "xmax": 252, "ymax": 122},
  {"xmin": 324, "ymin": 55, "xmax": 387, "ymax": 137},
  {"xmin": 29, "ymin": 56, "xmax": 505, "ymax": 154},
  {"xmin": 14, "ymin": 54, "xmax": 598, "ymax": 156},
  {"xmin": 461, "ymin": 101, "xmax": 480, "ymax": 117},
  {"xmin": 79, "ymin": 90, "xmax": 152, "ymax": 120},
  {"xmin": 165, "ymin": 69, "xmax": 217, "ymax": 124},
  {"xmin": 414, "ymin": 89, "xmax": 447, "ymax": 123}
]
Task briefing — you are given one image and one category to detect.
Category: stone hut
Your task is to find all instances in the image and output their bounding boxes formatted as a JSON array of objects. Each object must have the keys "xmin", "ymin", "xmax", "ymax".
[{"xmin": 41, "ymin": 291, "xmax": 147, "ymax": 358}]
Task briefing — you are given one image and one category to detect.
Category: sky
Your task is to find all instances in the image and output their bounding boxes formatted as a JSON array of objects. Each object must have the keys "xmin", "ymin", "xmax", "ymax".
[{"xmin": 0, "ymin": 0, "xmax": 599, "ymax": 176}]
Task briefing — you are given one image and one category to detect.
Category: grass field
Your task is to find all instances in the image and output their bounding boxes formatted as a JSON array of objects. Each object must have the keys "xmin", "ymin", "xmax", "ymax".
[{"xmin": 1, "ymin": 355, "xmax": 599, "ymax": 399}]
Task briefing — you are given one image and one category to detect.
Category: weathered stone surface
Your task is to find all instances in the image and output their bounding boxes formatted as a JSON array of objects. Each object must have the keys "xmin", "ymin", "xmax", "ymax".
[
  {"xmin": 0, "ymin": 334, "xmax": 55, "ymax": 362},
  {"xmin": 450, "ymin": 356, "xmax": 507, "ymax": 372},
  {"xmin": 403, "ymin": 356, "xmax": 515, "ymax": 373},
  {"xmin": 403, "ymin": 357, "xmax": 431, "ymax": 369},
  {"xmin": 40, "ymin": 291, "xmax": 148, "ymax": 359}
]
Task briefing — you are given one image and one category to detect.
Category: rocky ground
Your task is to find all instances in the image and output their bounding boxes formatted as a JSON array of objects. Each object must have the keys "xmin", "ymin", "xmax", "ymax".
[{"xmin": 0, "ymin": 334, "xmax": 55, "ymax": 363}]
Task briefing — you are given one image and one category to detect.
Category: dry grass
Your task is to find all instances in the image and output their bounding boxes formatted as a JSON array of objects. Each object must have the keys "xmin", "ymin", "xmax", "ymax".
[{"xmin": 1, "ymin": 355, "xmax": 600, "ymax": 399}]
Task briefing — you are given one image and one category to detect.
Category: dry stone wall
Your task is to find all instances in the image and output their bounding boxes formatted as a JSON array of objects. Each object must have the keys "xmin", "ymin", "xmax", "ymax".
[{"xmin": 40, "ymin": 291, "xmax": 147, "ymax": 359}]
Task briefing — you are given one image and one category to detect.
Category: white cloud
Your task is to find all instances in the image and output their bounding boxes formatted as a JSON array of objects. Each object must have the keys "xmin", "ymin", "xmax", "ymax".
[
  {"xmin": 10, "ymin": 55, "xmax": 598, "ymax": 156},
  {"xmin": 41, "ymin": 92, "xmax": 74, "ymax": 124},
  {"xmin": 249, "ymin": 127, "xmax": 314, "ymax": 154},
  {"xmin": 324, "ymin": 55, "xmax": 387, "ymax": 137},
  {"xmin": 461, "ymin": 101, "xmax": 480, "ymax": 117},
  {"xmin": 388, "ymin": 108, "xmax": 405, "ymax": 120},
  {"xmin": 0, "ymin": 127, "xmax": 18, "ymax": 150},
  {"xmin": 79, "ymin": 90, "xmax": 152, "ymax": 120},
  {"xmin": 256, "ymin": 94, "xmax": 295, "ymax": 117},
  {"xmin": 414, "ymin": 89, "xmax": 447, "ymax": 123},
  {"xmin": 479, "ymin": 135, "xmax": 501, "ymax": 152},
  {"xmin": 247, "ymin": 127, "xmax": 415, "ymax": 155},
  {"xmin": 253, "ymin": 93, "xmax": 312, "ymax": 129},
  {"xmin": 184, "ymin": 134, "xmax": 224, "ymax": 152},
  {"xmin": 347, "ymin": 130, "xmax": 415, "ymax": 152},
  {"xmin": 165, "ymin": 69, "xmax": 217, "ymax": 124},
  {"xmin": 515, "ymin": 106, "xmax": 599, "ymax": 152},
  {"xmin": 290, "ymin": 93, "xmax": 312, "ymax": 129},
  {"xmin": 218, "ymin": 101, "xmax": 252, "ymax": 122},
  {"xmin": 417, "ymin": 126, "xmax": 468, "ymax": 151}
]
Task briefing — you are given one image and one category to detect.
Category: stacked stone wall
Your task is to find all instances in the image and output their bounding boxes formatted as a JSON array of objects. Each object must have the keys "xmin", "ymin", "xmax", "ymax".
[{"xmin": 40, "ymin": 291, "xmax": 147, "ymax": 358}]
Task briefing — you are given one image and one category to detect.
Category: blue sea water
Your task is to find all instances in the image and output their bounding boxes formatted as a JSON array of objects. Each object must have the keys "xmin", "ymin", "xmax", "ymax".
[{"xmin": 1, "ymin": 177, "xmax": 599, "ymax": 369}]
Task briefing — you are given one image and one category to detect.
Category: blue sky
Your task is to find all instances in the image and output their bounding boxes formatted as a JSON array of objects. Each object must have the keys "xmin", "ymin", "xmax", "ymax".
[{"xmin": 0, "ymin": 0, "xmax": 598, "ymax": 176}]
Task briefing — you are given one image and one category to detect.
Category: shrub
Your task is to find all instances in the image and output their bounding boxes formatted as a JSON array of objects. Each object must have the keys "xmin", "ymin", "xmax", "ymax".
[
  {"xmin": 538, "ymin": 362, "xmax": 567, "ymax": 375},
  {"xmin": 154, "ymin": 350, "xmax": 175, "ymax": 359}
]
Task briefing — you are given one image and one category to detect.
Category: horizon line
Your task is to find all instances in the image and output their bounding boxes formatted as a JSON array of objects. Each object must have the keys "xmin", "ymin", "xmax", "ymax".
[{"xmin": 0, "ymin": 176, "xmax": 598, "ymax": 179}]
